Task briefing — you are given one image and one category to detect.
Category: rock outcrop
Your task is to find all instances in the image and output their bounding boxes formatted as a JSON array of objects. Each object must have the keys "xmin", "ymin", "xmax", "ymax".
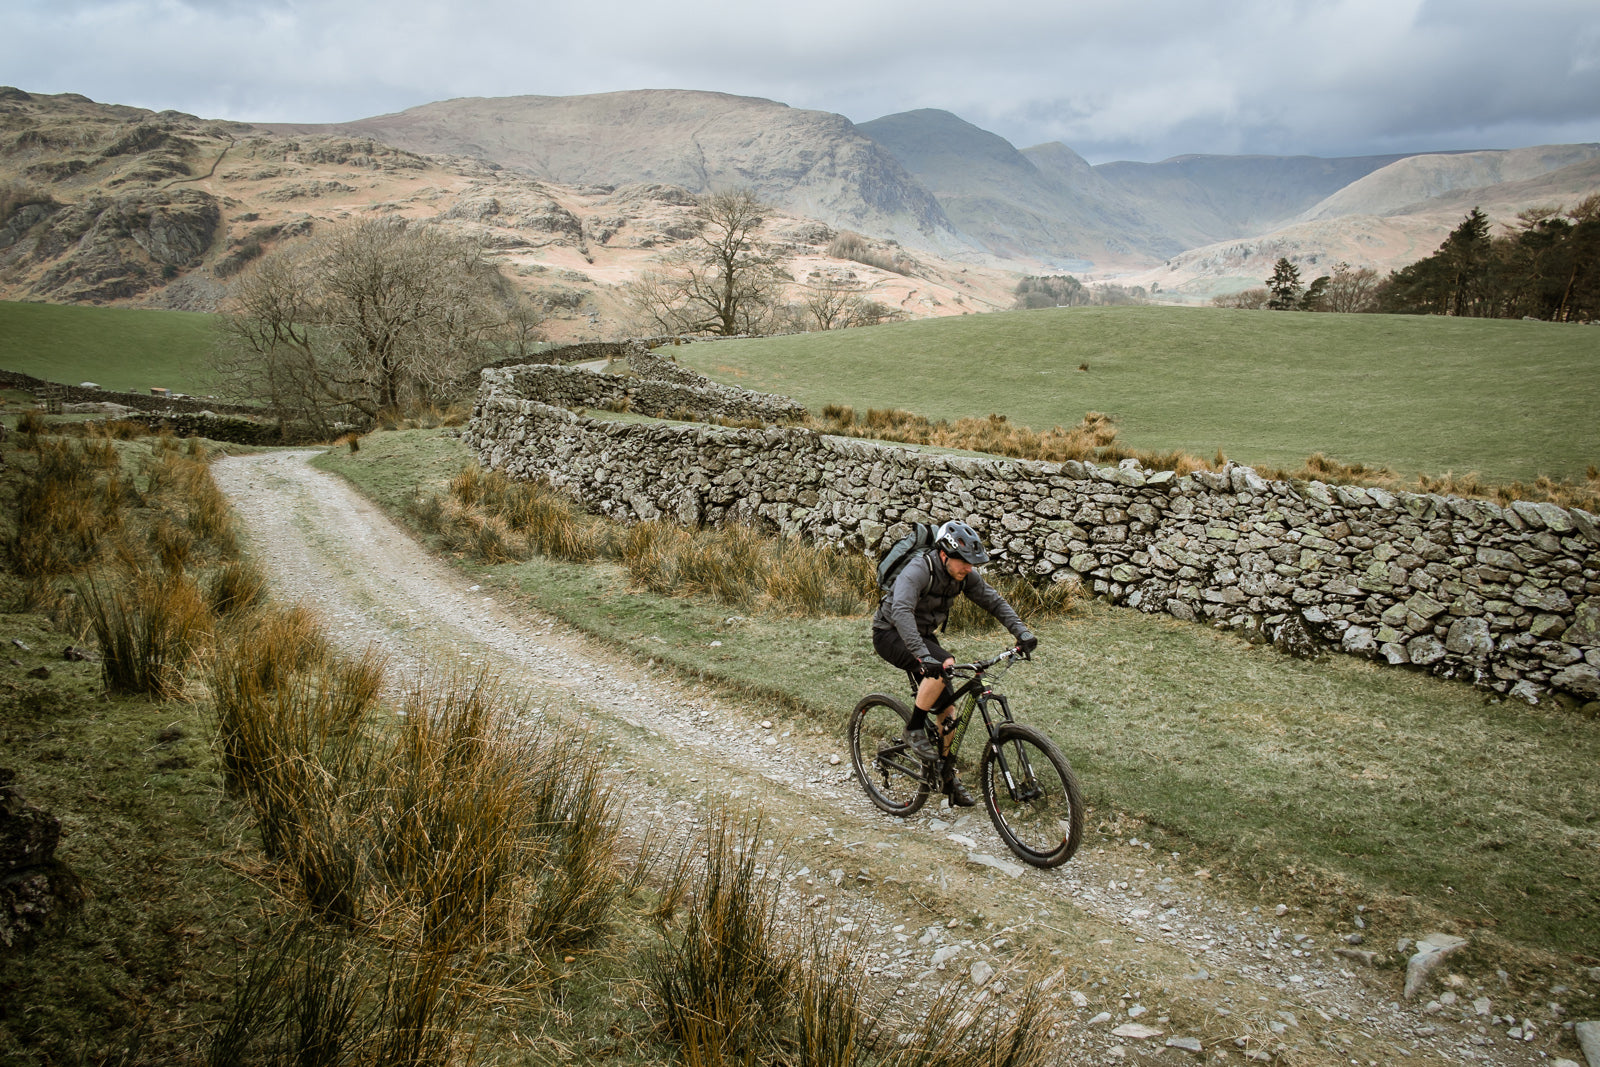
[{"xmin": 3, "ymin": 188, "xmax": 221, "ymax": 301}]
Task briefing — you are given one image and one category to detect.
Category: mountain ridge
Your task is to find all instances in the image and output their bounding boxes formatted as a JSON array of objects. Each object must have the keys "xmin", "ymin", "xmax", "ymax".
[
  {"xmin": 3, "ymin": 84, "xmax": 1598, "ymax": 322},
  {"xmin": 260, "ymin": 90, "xmax": 980, "ymax": 258}
]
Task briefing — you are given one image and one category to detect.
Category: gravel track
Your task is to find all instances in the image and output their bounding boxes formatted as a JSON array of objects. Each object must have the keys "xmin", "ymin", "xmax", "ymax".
[{"xmin": 211, "ymin": 449, "xmax": 1566, "ymax": 1067}]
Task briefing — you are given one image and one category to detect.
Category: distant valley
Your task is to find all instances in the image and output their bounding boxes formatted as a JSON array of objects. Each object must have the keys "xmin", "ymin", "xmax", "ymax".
[{"xmin": 2, "ymin": 84, "xmax": 1597, "ymax": 337}]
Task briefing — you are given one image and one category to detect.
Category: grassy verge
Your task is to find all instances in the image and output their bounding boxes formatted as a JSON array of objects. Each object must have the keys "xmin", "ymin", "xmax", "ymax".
[
  {"xmin": 318, "ymin": 428, "xmax": 1600, "ymax": 997},
  {"xmin": 683, "ymin": 306, "xmax": 1600, "ymax": 484}
]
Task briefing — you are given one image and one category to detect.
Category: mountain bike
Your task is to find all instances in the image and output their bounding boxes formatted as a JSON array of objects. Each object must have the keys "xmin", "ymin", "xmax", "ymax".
[{"xmin": 848, "ymin": 646, "xmax": 1084, "ymax": 869}]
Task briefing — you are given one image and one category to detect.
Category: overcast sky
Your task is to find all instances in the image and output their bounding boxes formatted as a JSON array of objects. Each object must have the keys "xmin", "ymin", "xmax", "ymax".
[{"xmin": 12, "ymin": 0, "xmax": 1600, "ymax": 164}]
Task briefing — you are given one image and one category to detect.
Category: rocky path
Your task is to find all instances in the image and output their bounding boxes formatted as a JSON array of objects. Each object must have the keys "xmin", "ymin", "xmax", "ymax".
[{"xmin": 211, "ymin": 449, "xmax": 1576, "ymax": 1067}]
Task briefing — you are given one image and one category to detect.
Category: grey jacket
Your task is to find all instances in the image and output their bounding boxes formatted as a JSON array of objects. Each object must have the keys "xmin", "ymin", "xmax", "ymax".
[{"xmin": 871, "ymin": 549, "xmax": 1025, "ymax": 661}]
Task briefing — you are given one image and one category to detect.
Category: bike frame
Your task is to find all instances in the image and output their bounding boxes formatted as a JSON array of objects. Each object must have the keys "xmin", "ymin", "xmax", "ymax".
[{"xmin": 883, "ymin": 648, "xmax": 1042, "ymax": 802}]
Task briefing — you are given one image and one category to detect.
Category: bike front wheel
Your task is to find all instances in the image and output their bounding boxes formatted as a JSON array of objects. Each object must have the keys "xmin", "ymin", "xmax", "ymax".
[
  {"xmin": 849, "ymin": 693, "xmax": 931, "ymax": 817},
  {"xmin": 978, "ymin": 723, "xmax": 1083, "ymax": 868}
]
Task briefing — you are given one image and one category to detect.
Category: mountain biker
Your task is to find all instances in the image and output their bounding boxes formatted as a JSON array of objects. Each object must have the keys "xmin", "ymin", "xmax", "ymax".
[{"xmin": 871, "ymin": 520, "xmax": 1037, "ymax": 807}]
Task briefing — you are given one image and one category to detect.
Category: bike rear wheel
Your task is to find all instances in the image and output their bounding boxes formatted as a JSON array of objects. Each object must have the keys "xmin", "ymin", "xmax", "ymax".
[
  {"xmin": 849, "ymin": 693, "xmax": 931, "ymax": 817},
  {"xmin": 978, "ymin": 723, "xmax": 1083, "ymax": 868}
]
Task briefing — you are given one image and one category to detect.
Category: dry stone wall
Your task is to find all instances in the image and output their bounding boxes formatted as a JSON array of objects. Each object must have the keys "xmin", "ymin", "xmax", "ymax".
[
  {"xmin": 477, "ymin": 349, "xmax": 806, "ymax": 425},
  {"xmin": 0, "ymin": 368, "xmax": 260, "ymax": 416},
  {"xmin": 467, "ymin": 394, "xmax": 1600, "ymax": 705}
]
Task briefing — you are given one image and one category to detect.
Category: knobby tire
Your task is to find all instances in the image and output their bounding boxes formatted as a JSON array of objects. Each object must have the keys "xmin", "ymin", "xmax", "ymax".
[
  {"xmin": 978, "ymin": 723, "xmax": 1083, "ymax": 868},
  {"xmin": 849, "ymin": 693, "xmax": 931, "ymax": 817}
]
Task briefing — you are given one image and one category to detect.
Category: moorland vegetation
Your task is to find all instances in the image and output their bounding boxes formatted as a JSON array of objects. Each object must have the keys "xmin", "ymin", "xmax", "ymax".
[
  {"xmin": 3, "ymin": 372, "xmax": 1598, "ymax": 1063},
  {"xmin": 0, "ymin": 411, "xmax": 1065, "ymax": 1067}
]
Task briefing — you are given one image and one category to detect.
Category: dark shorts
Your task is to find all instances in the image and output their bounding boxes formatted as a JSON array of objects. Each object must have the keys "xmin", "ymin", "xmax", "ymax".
[{"xmin": 872, "ymin": 626, "xmax": 954, "ymax": 710}]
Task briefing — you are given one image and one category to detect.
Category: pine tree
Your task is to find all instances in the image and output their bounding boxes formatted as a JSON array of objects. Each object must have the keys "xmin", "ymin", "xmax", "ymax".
[{"xmin": 1266, "ymin": 258, "xmax": 1303, "ymax": 310}]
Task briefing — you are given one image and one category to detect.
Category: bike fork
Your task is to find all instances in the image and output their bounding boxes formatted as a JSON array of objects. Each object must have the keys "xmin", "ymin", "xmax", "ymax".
[{"xmin": 992, "ymin": 740, "xmax": 1042, "ymax": 803}]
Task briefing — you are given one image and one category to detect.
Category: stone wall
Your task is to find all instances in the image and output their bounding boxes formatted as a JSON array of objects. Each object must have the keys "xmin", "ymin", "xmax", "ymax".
[
  {"xmin": 478, "ymin": 349, "xmax": 806, "ymax": 425},
  {"xmin": 0, "ymin": 369, "xmax": 260, "ymax": 416},
  {"xmin": 91, "ymin": 411, "xmax": 307, "ymax": 445},
  {"xmin": 466, "ymin": 396, "xmax": 1600, "ymax": 705},
  {"xmin": 480, "ymin": 340, "xmax": 640, "ymax": 370}
]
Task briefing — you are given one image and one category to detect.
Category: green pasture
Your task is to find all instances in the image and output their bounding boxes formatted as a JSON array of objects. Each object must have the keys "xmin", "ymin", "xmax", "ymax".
[
  {"xmin": 684, "ymin": 306, "xmax": 1600, "ymax": 484},
  {"xmin": 318, "ymin": 428, "xmax": 1600, "ymax": 977},
  {"xmin": 0, "ymin": 301, "xmax": 218, "ymax": 395}
]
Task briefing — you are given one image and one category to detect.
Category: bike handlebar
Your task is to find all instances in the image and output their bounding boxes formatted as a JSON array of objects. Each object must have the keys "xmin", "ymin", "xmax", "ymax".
[{"xmin": 945, "ymin": 645, "xmax": 1029, "ymax": 677}]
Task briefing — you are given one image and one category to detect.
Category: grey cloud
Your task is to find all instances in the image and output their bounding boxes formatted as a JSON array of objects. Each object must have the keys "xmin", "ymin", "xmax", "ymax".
[{"xmin": 7, "ymin": 0, "xmax": 1599, "ymax": 163}]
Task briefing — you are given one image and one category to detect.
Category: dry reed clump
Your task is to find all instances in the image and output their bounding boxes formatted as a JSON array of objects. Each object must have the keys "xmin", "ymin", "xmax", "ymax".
[
  {"xmin": 139, "ymin": 438, "xmax": 239, "ymax": 558},
  {"xmin": 205, "ymin": 629, "xmax": 629, "ymax": 1060},
  {"xmin": 827, "ymin": 231, "xmax": 915, "ymax": 276},
  {"xmin": 645, "ymin": 814, "xmax": 1060, "ymax": 1067},
  {"xmin": 413, "ymin": 465, "xmax": 607, "ymax": 563},
  {"xmin": 208, "ymin": 558, "xmax": 270, "ymax": 617},
  {"xmin": 16, "ymin": 408, "xmax": 48, "ymax": 436},
  {"xmin": 620, "ymin": 519, "xmax": 877, "ymax": 616},
  {"xmin": 810, "ymin": 407, "xmax": 1216, "ymax": 477},
  {"xmin": 77, "ymin": 565, "xmax": 214, "ymax": 698},
  {"xmin": 8, "ymin": 436, "xmax": 128, "ymax": 577},
  {"xmin": 649, "ymin": 812, "xmax": 797, "ymax": 1063},
  {"xmin": 205, "ymin": 920, "xmax": 468, "ymax": 1067},
  {"xmin": 810, "ymin": 404, "xmax": 1600, "ymax": 509},
  {"xmin": 876, "ymin": 977, "xmax": 1053, "ymax": 1067},
  {"xmin": 376, "ymin": 400, "xmax": 473, "ymax": 432}
]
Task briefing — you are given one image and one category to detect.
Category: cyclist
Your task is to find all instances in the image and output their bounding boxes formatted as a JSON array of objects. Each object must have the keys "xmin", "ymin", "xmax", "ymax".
[{"xmin": 871, "ymin": 520, "xmax": 1037, "ymax": 806}]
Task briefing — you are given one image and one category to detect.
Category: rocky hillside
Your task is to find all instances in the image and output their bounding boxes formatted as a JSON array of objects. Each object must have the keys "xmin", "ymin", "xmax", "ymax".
[
  {"xmin": 859, "ymin": 108, "xmax": 1414, "ymax": 270},
  {"xmin": 1119, "ymin": 147, "xmax": 1600, "ymax": 302},
  {"xmin": 261, "ymin": 91, "xmax": 979, "ymax": 257},
  {"xmin": 4, "ymin": 84, "xmax": 1598, "ymax": 323},
  {"xmin": 0, "ymin": 88, "xmax": 1017, "ymax": 339}
]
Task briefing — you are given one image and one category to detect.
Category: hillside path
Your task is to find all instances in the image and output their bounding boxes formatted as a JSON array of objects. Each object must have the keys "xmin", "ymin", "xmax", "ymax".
[{"xmin": 210, "ymin": 449, "xmax": 1556, "ymax": 1067}]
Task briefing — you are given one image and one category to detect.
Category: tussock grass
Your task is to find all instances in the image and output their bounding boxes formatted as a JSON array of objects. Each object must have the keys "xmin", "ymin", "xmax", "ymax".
[
  {"xmin": 621, "ymin": 519, "xmax": 879, "ymax": 616},
  {"xmin": 208, "ymin": 558, "xmax": 269, "ymax": 617},
  {"xmin": 811, "ymin": 405, "xmax": 1205, "ymax": 470},
  {"xmin": 376, "ymin": 400, "xmax": 472, "ymax": 431},
  {"xmin": 16, "ymin": 407, "xmax": 48, "ymax": 437},
  {"xmin": 8, "ymin": 436, "xmax": 128, "ymax": 577},
  {"xmin": 206, "ymin": 619, "xmax": 633, "ymax": 1038},
  {"xmin": 78, "ymin": 565, "xmax": 213, "ymax": 698},
  {"xmin": 881, "ymin": 979, "xmax": 1051, "ymax": 1067},
  {"xmin": 650, "ymin": 812, "xmax": 796, "ymax": 1061},
  {"xmin": 647, "ymin": 810, "xmax": 1061, "ymax": 1067},
  {"xmin": 809, "ymin": 404, "xmax": 1600, "ymax": 511},
  {"xmin": 413, "ymin": 466, "xmax": 607, "ymax": 563},
  {"xmin": 421, "ymin": 463, "xmax": 881, "ymax": 616},
  {"xmin": 827, "ymin": 231, "xmax": 916, "ymax": 276}
]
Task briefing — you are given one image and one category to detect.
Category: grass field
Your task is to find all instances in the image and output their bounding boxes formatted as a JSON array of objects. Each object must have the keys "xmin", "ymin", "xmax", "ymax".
[
  {"xmin": 0, "ymin": 301, "xmax": 219, "ymax": 395},
  {"xmin": 683, "ymin": 306, "xmax": 1600, "ymax": 484},
  {"xmin": 318, "ymin": 428, "xmax": 1600, "ymax": 983}
]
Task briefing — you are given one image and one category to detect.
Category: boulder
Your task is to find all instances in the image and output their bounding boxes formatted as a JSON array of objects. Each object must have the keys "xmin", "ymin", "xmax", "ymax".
[
  {"xmin": 1, "ymin": 769, "xmax": 85, "ymax": 950},
  {"xmin": 1403, "ymin": 933, "xmax": 1468, "ymax": 999}
]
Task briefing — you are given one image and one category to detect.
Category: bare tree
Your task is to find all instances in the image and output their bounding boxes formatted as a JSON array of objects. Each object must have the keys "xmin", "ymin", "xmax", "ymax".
[
  {"xmin": 802, "ymin": 276, "xmax": 863, "ymax": 331},
  {"xmin": 1211, "ymin": 287, "xmax": 1271, "ymax": 310},
  {"xmin": 1320, "ymin": 261, "xmax": 1382, "ymax": 313},
  {"xmin": 214, "ymin": 218, "xmax": 527, "ymax": 433},
  {"xmin": 624, "ymin": 188, "xmax": 783, "ymax": 336}
]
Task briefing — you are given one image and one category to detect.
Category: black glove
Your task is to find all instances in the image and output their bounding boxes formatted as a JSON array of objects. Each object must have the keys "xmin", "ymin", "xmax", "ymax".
[
  {"xmin": 1016, "ymin": 630, "xmax": 1038, "ymax": 656},
  {"xmin": 918, "ymin": 656, "xmax": 946, "ymax": 679}
]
